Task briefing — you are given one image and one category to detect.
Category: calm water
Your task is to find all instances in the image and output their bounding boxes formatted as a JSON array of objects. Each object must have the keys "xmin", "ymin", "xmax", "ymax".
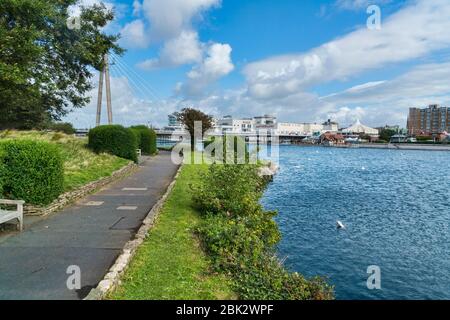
[{"xmin": 261, "ymin": 146, "xmax": 450, "ymax": 300}]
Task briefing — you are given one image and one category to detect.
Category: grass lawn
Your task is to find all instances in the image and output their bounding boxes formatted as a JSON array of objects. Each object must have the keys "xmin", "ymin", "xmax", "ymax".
[
  {"xmin": 0, "ymin": 130, "xmax": 130, "ymax": 191},
  {"xmin": 109, "ymin": 163, "xmax": 236, "ymax": 300}
]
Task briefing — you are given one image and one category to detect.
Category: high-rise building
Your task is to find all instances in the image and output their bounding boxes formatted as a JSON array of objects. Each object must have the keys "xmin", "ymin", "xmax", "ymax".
[{"xmin": 407, "ymin": 104, "xmax": 450, "ymax": 135}]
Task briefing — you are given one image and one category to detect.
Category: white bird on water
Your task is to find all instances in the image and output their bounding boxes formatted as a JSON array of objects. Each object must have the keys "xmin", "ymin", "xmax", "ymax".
[{"xmin": 336, "ymin": 221, "xmax": 345, "ymax": 230}]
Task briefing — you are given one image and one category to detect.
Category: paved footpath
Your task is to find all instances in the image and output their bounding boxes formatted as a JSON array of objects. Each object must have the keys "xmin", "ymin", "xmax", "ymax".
[{"xmin": 0, "ymin": 152, "xmax": 179, "ymax": 300}]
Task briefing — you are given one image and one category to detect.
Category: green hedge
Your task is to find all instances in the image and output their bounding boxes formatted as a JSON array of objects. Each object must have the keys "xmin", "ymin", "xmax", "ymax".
[
  {"xmin": 88, "ymin": 125, "xmax": 138, "ymax": 163},
  {"xmin": 130, "ymin": 125, "xmax": 157, "ymax": 155},
  {"xmin": 0, "ymin": 140, "xmax": 64, "ymax": 205},
  {"xmin": 0, "ymin": 149, "xmax": 5, "ymax": 196}
]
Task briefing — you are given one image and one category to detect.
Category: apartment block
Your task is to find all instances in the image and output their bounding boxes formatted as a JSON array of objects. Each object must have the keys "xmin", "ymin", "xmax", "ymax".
[{"xmin": 407, "ymin": 104, "xmax": 450, "ymax": 135}]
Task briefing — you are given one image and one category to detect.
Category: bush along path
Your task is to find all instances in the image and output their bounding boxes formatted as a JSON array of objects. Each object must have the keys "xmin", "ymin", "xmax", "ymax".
[
  {"xmin": 193, "ymin": 164, "xmax": 334, "ymax": 300},
  {"xmin": 0, "ymin": 152, "xmax": 179, "ymax": 300},
  {"xmin": 111, "ymin": 160, "xmax": 333, "ymax": 300}
]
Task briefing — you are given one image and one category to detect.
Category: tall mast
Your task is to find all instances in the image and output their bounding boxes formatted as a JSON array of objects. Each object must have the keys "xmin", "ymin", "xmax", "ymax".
[
  {"xmin": 104, "ymin": 54, "xmax": 113, "ymax": 124},
  {"xmin": 95, "ymin": 64, "xmax": 104, "ymax": 127}
]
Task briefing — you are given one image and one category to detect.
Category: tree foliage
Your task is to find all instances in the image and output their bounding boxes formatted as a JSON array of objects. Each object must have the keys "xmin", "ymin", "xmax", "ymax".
[
  {"xmin": 379, "ymin": 129, "xmax": 397, "ymax": 142},
  {"xmin": 0, "ymin": 0, "xmax": 123, "ymax": 129},
  {"xmin": 175, "ymin": 108, "xmax": 213, "ymax": 148}
]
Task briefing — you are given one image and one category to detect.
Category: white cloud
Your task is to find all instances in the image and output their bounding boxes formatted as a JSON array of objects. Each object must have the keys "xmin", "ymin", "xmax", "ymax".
[
  {"xmin": 138, "ymin": 31, "xmax": 203, "ymax": 69},
  {"xmin": 119, "ymin": 20, "xmax": 150, "ymax": 49},
  {"xmin": 142, "ymin": 0, "xmax": 220, "ymax": 41},
  {"xmin": 178, "ymin": 43, "xmax": 234, "ymax": 96},
  {"xmin": 68, "ymin": 0, "xmax": 115, "ymax": 16},
  {"xmin": 121, "ymin": 0, "xmax": 231, "ymax": 93},
  {"xmin": 120, "ymin": 0, "xmax": 220, "ymax": 48},
  {"xmin": 176, "ymin": 60, "xmax": 450, "ymax": 128},
  {"xmin": 244, "ymin": 0, "xmax": 450, "ymax": 100},
  {"xmin": 322, "ymin": 62, "xmax": 450, "ymax": 104},
  {"xmin": 312, "ymin": 61, "xmax": 450, "ymax": 126},
  {"xmin": 132, "ymin": 0, "xmax": 142, "ymax": 16}
]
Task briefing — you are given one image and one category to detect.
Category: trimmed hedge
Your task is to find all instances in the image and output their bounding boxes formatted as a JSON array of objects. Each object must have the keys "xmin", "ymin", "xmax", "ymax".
[
  {"xmin": 88, "ymin": 125, "xmax": 138, "ymax": 163},
  {"xmin": 0, "ymin": 140, "xmax": 64, "ymax": 205},
  {"xmin": 130, "ymin": 125, "xmax": 157, "ymax": 155},
  {"xmin": 0, "ymin": 149, "xmax": 5, "ymax": 196}
]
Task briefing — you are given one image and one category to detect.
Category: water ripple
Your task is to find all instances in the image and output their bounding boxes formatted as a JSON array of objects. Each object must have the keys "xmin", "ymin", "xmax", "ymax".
[{"xmin": 261, "ymin": 146, "xmax": 450, "ymax": 300}]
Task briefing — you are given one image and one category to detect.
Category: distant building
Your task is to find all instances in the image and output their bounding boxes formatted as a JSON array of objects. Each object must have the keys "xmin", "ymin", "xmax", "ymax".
[
  {"xmin": 254, "ymin": 114, "xmax": 277, "ymax": 130},
  {"xmin": 390, "ymin": 134, "xmax": 408, "ymax": 143},
  {"xmin": 164, "ymin": 113, "xmax": 184, "ymax": 132},
  {"xmin": 276, "ymin": 123, "xmax": 307, "ymax": 136},
  {"xmin": 215, "ymin": 116, "xmax": 254, "ymax": 134},
  {"xmin": 275, "ymin": 121, "xmax": 339, "ymax": 136},
  {"xmin": 320, "ymin": 132, "xmax": 345, "ymax": 146},
  {"xmin": 341, "ymin": 119, "xmax": 379, "ymax": 136},
  {"xmin": 322, "ymin": 119, "xmax": 339, "ymax": 132},
  {"xmin": 168, "ymin": 113, "xmax": 180, "ymax": 127},
  {"xmin": 212, "ymin": 115, "xmax": 340, "ymax": 137},
  {"xmin": 407, "ymin": 104, "xmax": 450, "ymax": 135}
]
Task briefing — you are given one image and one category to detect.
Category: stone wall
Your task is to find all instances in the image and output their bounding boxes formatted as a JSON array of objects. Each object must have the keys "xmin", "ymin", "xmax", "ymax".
[{"xmin": 24, "ymin": 162, "xmax": 137, "ymax": 217}]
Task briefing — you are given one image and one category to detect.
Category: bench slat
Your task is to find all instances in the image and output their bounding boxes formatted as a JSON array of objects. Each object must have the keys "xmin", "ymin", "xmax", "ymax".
[{"xmin": 0, "ymin": 199, "xmax": 24, "ymax": 231}]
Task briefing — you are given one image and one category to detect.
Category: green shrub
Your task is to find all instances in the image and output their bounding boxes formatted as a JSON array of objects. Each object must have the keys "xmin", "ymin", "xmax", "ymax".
[
  {"xmin": 193, "ymin": 164, "xmax": 265, "ymax": 216},
  {"xmin": 203, "ymin": 136, "xmax": 250, "ymax": 164},
  {"xmin": 193, "ymin": 163, "xmax": 334, "ymax": 300},
  {"xmin": 149, "ymin": 129, "xmax": 157, "ymax": 155},
  {"xmin": 48, "ymin": 122, "xmax": 76, "ymax": 135},
  {"xmin": 130, "ymin": 125, "xmax": 157, "ymax": 155},
  {"xmin": 0, "ymin": 140, "xmax": 64, "ymax": 205},
  {"xmin": 233, "ymin": 255, "xmax": 333, "ymax": 300},
  {"xmin": 130, "ymin": 128, "xmax": 142, "ymax": 150},
  {"xmin": 0, "ymin": 149, "xmax": 5, "ymax": 196},
  {"xmin": 88, "ymin": 125, "xmax": 138, "ymax": 162}
]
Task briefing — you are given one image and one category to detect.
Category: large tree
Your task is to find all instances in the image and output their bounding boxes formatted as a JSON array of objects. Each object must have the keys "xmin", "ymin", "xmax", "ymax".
[
  {"xmin": 175, "ymin": 108, "xmax": 213, "ymax": 150},
  {"xmin": 0, "ymin": 0, "xmax": 124, "ymax": 129},
  {"xmin": 379, "ymin": 128, "xmax": 397, "ymax": 142}
]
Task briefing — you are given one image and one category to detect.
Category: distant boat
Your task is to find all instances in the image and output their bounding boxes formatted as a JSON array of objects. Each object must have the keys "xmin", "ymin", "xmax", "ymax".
[{"xmin": 337, "ymin": 221, "xmax": 345, "ymax": 229}]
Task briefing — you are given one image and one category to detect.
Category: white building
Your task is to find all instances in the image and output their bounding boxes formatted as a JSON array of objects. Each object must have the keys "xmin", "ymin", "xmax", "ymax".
[
  {"xmin": 322, "ymin": 119, "xmax": 339, "ymax": 132},
  {"xmin": 341, "ymin": 120, "xmax": 378, "ymax": 136},
  {"xmin": 276, "ymin": 123, "xmax": 306, "ymax": 135},
  {"xmin": 254, "ymin": 115, "xmax": 277, "ymax": 129},
  {"xmin": 213, "ymin": 115, "xmax": 340, "ymax": 137},
  {"xmin": 275, "ymin": 121, "xmax": 338, "ymax": 136},
  {"xmin": 215, "ymin": 116, "xmax": 254, "ymax": 134}
]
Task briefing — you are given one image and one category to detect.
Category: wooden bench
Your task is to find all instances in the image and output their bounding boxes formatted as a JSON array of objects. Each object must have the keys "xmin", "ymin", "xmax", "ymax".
[{"xmin": 0, "ymin": 199, "xmax": 25, "ymax": 231}]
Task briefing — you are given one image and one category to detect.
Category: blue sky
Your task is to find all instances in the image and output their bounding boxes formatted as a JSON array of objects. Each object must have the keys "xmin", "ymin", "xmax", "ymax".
[{"xmin": 66, "ymin": 0, "xmax": 450, "ymax": 128}]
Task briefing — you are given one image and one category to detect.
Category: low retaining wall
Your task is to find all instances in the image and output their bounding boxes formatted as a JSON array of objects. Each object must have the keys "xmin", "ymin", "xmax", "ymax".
[
  {"xmin": 323, "ymin": 143, "xmax": 450, "ymax": 151},
  {"xmin": 84, "ymin": 165, "xmax": 182, "ymax": 300},
  {"xmin": 24, "ymin": 162, "xmax": 137, "ymax": 217}
]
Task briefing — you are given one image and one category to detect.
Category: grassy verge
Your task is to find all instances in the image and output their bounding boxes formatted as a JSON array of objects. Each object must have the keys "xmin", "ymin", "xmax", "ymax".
[
  {"xmin": 0, "ymin": 130, "xmax": 130, "ymax": 192},
  {"xmin": 109, "ymin": 163, "xmax": 236, "ymax": 300}
]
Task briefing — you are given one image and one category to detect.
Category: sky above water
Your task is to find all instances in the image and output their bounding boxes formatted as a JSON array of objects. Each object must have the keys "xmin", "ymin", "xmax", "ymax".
[{"xmin": 64, "ymin": 0, "xmax": 450, "ymax": 129}]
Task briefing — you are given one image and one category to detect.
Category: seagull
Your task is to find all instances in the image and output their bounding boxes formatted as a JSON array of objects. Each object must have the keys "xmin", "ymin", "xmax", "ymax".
[{"xmin": 336, "ymin": 221, "xmax": 345, "ymax": 230}]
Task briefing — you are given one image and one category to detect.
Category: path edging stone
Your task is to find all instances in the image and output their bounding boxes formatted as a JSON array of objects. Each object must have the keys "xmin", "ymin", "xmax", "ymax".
[{"xmin": 84, "ymin": 164, "xmax": 182, "ymax": 300}]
